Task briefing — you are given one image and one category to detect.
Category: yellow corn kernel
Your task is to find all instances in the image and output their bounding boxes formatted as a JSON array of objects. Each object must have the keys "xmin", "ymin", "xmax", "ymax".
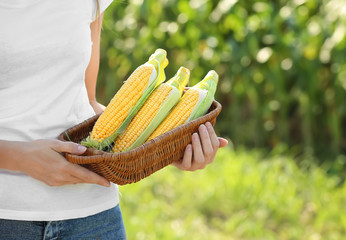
[
  {"xmin": 82, "ymin": 49, "xmax": 168, "ymax": 150},
  {"xmin": 147, "ymin": 70, "xmax": 219, "ymax": 141},
  {"xmin": 112, "ymin": 84, "xmax": 173, "ymax": 153},
  {"xmin": 90, "ymin": 64, "xmax": 153, "ymax": 143},
  {"xmin": 147, "ymin": 88, "xmax": 200, "ymax": 141}
]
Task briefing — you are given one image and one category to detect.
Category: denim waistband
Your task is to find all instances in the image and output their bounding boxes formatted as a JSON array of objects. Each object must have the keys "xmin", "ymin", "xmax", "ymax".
[{"xmin": 0, "ymin": 204, "xmax": 126, "ymax": 240}]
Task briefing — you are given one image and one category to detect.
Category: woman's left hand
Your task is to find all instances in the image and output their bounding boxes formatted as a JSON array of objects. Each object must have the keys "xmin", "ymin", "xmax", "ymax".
[{"xmin": 172, "ymin": 121, "xmax": 228, "ymax": 171}]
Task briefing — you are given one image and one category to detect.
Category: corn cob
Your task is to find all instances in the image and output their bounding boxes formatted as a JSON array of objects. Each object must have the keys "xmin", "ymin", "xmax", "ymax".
[
  {"xmin": 147, "ymin": 70, "xmax": 219, "ymax": 141},
  {"xmin": 112, "ymin": 67, "xmax": 190, "ymax": 153},
  {"xmin": 82, "ymin": 49, "xmax": 168, "ymax": 150}
]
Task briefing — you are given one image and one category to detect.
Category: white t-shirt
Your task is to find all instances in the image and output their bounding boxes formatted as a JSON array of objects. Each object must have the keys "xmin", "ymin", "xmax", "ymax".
[{"xmin": 0, "ymin": 0, "xmax": 119, "ymax": 221}]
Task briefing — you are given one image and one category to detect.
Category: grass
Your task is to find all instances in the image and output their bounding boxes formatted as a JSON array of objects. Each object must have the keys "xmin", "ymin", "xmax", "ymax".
[{"xmin": 118, "ymin": 147, "xmax": 346, "ymax": 240}]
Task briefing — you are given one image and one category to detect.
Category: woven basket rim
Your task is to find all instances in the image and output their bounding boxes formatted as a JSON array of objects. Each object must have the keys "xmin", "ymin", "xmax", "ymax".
[
  {"xmin": 59, "ymin": 99, "xmax": 222, "ymax": 162},
  {"xmin": 105, "ymin": 99, "xmax": 221, "ymax": 155},
  {"xmin": 58, "ymin": 99, "xmax": 222, "ymax": 184}
]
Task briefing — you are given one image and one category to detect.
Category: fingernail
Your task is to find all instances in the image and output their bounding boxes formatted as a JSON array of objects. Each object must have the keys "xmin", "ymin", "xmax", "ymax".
[
  {"xmin": 77, "ymin": 145, "xmax": 87, "ymax": 152},
  {"xmin": 192, "ymin": 133, "xmax": 199, "ymax": 141},
  {"xmin": 187, "ymin": 144, "xmax": 192, "ymax": 150},
  {"xmin": 199, "ymin": 124, "xmax": 207, "ymax": 131},
  {"xmin": 206, "ymin": 122, "xmax": 212, "ymax": 128}
]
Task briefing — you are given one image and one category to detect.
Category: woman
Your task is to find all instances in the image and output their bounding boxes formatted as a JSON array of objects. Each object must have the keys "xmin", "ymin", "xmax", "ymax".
[{"xmin": 0, "ymin": 0, "xmax": 228, "ymax": 239}]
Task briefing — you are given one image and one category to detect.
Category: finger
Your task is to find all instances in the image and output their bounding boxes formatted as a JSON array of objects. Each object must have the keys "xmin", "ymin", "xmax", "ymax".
[
  {"xmin": 39, "ymin": 172, "xmax": 83, "ymax": 186},
  {"xmin": 218, "ymin": 137, "xmax": 229, "ymax": 148},
  {"xmin": 66, "ymin": 164, "xmax": 110, "ymax": 187},
  {"xmin": 191, "ymin": 132, "xmax": 205, "ymax": 169},
  {"xmin": 198, "ymin": 124, "xmax": 215, "ymax": 163},
  {"xmin": 46, "ymin": 179, "xmax": 81, "ymax": 187},
  {"xmin": 172, "ymin": 144, "xmax": 193, "ymax": 170},
  {"xmin": 64, "ymin": 175, "xmax": 84, "ymax": 185},
  {"xmin": 51, "ymin": 141, "xmax": 87, "ymax": 155},
  {"xmin": 205, "ymin": 122, "xmax": 220, "ymax": 149}
]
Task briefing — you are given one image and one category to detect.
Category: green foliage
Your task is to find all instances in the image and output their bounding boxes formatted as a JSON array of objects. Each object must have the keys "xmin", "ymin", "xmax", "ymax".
[
  {"xmin": 97, "ymin": 2, "xmax": 346, "ymax": 237},
  {"xmin": 98, "ymin": 0, "xmax": 346, "ymax": 159},
  {"xmin": 119, "ymin": 147, "xmax": 346, "ymax": 240}
]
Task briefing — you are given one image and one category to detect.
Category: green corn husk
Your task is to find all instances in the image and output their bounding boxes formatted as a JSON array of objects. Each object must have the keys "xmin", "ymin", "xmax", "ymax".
[
  {"xmin": 82, "ymin": 49, "xmax": 168, "ymax": 150},
  {"xmin": 112, "ymin": 66, "xmax": 190, "ymax": 152},
  {"xmin": 187, "ymin": 70, "xmax": 219, "ymax": 121},
  {"xmin": 147, "ymin": 70, "xmax": 219, "ymax": 141}
]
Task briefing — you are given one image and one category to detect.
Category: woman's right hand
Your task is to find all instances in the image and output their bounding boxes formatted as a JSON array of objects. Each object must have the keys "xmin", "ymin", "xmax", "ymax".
[{"xmin": 1, "ymin": 139, "xmax": 110, "ymax": 187}]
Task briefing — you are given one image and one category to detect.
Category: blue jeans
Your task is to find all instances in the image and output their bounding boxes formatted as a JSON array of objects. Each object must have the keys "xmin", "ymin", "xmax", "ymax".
[{"xmin": 0, "ymin": 205, "xmax": 126, "ymax": 240}]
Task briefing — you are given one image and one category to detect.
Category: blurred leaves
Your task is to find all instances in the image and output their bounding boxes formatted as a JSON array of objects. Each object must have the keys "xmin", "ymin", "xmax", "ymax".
[
  {"xmin": 119, "ymin": 147, "xmax": 346, "ymax": 239},
  {"xmin": 98, "ymin": 0, "xmax": 346, "ymax": 160}
]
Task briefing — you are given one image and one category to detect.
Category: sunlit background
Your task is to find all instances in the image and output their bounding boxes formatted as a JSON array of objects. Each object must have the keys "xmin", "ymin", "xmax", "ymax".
[{"xmin": 97, "ymin": 0, "xmax": 346, "ymax": 239}]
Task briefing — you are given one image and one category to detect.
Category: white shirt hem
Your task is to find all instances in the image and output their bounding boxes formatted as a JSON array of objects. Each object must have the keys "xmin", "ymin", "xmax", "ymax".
[{"xmin": 0, "ymin": 198, "xmax": 119, "ymax": 221}]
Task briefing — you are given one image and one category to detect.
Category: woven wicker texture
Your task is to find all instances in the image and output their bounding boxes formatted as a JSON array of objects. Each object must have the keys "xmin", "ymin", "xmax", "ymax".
[{"xmin": 58, "ymin": 100, "xmax": 222, "ymax": 185}]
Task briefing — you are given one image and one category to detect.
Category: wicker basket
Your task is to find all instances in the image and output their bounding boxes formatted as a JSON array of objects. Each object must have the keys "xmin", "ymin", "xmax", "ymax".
[{"xmin": 58, "ymin": 100, "xmax": 222, "ymax": 185}]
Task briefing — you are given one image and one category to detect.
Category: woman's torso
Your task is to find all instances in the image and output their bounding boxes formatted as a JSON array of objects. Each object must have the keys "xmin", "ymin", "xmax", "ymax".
[{"xmin": 0, "ymin": 0, "xmax": 118, "ymax": 221}]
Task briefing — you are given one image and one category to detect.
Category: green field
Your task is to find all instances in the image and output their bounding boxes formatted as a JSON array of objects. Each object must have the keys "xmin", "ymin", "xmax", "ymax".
[
  {"xmin": 99, "ymin": 0, "xmax": 346, "ymax": 159},
  {"xmin": 119, "ymin": 147, "xmax": 346, "ymax": 240},
  {"xmin": 97, "ymin": 1, "xmax": 346, "ymax": 239}
]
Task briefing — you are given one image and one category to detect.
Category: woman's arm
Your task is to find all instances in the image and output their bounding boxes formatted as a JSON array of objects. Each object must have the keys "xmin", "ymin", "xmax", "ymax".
[
  {"xmin": 85, "ymin": 13, "xmax": 106, "ymax": 114},
  {"xmin": 0, "ymin": 139, "xmax": 110, "ymax": 187},
  {"xmin": 0, "ymin": 16, "xmax": 112, "ymax": 187}
]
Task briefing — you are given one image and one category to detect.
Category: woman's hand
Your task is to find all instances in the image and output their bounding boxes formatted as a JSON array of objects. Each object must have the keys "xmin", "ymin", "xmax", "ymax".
[
  {"xmin": 172, "ymin": 122, "xmax": 228, "ymax": 171},
  {"xmin": 6, "ymin": 139, "xmax": 110, "ymax": 187}
]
